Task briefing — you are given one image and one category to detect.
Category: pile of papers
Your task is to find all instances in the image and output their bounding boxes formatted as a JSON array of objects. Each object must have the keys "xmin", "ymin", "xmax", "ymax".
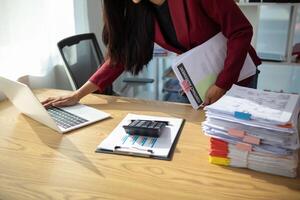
[{"xmin": 202, "ymin": 85, "xmax": 300, "ymax": 177}]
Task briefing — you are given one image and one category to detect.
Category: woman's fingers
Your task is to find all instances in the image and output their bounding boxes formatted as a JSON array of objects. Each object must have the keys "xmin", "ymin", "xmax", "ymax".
[
  {"xmin": 52, "ymin": 99, "xmax": 72, "ymax": 107},
  {"xmin": 42, "ymin": 97, "xmax": 63, "ymax": 108},
  {"xmin": 42, "ymin": 93, "xmax": 79, "ymax": 108},
  {"xmin": 202, "ymin": 85, "xmax": 226, "ymax": 108},
  {"xmin": 41, "ymin": 97, "xmax": 55, "ymax": 105},
  {"xmin": 202, "ymin": 97, "xmax": 211, "ymax": 108},
  {"xmin": 43, "ymin": 99, "xmax": 60, "ymax": 108}
]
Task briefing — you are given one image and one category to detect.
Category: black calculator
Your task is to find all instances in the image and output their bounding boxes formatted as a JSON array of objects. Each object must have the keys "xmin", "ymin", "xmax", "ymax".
[{"xmin": 123, "ymin": 120, "xmax": 169, "ymax": 137}]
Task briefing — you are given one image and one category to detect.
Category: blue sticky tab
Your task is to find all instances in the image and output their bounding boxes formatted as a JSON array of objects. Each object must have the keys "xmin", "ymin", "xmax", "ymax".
[{"xmin": 234, "ymin": 111, "xmax": 251, "ymax": 120}]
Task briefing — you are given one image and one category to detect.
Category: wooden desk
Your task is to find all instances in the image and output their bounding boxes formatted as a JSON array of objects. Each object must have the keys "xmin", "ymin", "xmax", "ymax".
[{"xmin": 0, "ymin": 89, "xmax": 299, "ymax": 200}]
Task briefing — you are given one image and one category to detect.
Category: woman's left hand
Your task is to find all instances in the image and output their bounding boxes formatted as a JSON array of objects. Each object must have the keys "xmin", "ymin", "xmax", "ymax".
[{"xmin": 202, "ymin": 84, "xmax": 226, "ymax": 107}]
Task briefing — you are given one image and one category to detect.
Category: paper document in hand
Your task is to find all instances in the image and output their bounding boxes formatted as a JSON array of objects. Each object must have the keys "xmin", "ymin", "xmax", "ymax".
[
  {"xmin": 172, "ymin": 32, "xmax": 256, "ymax": 109},
  {"xmin": 96, "ymin": 114, "xmax": 184, "ymax": 160}
]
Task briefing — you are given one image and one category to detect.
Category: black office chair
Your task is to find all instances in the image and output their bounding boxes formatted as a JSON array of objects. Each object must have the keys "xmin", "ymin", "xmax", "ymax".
[{"xmin": 57, "ymin": 33, "xmax": 113, "ymax": 95}]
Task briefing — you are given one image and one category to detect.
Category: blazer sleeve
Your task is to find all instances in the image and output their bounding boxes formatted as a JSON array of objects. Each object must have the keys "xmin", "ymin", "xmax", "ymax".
[
  {"xmin": 199, "ymin": 0, "xmax": 254, "ymax": 90},
  {"xmin": 89, "ymin": 59, "xmax": 124, "ymax": 92}
]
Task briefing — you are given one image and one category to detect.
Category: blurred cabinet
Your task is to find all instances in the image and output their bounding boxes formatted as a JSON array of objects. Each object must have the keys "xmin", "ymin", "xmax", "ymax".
[
  {"xmin": 239, "ymin": 2, "xmax": 300, "ymax": 64},
  {"xmin": 239, "ymin": 2, "xmax": 300, "ymax": 94}
]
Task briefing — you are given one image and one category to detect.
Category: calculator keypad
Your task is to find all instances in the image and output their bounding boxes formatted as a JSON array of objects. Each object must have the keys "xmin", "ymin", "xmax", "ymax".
[{"xmin": 123, "ymin": 120, "xmax": 168, "ymax": 137}]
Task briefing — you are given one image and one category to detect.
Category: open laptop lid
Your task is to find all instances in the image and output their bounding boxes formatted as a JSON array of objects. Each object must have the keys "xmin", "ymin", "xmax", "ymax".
[{"xmin": 0, "ymin": 76, "xmax": 60, "ymax": 132}]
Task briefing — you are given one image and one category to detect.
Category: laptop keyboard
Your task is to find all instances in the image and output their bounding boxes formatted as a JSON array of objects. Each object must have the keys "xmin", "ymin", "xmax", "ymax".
[{"xmin": 47, "ymin": 107, "xmax": 88, "ymax": 129}]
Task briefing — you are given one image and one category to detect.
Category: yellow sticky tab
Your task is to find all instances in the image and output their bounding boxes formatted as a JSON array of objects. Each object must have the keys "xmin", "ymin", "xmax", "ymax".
[{"xmin": 208, "ymin": 156, "xmax": 230, "ymax": 166}]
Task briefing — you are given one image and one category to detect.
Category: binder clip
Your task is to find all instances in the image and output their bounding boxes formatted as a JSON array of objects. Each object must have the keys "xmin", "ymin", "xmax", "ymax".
[{"xmin": 114, "ymin": 146, "xmax": 153, "ymax": 157}]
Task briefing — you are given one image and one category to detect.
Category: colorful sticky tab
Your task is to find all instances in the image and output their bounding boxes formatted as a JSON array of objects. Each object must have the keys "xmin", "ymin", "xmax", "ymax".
[
  {"xmin": 210, "ymin": 138, "xmax": 228, "ymax": 146},
  {"xmin": 211, "ymin": 144, "xmax": 228, "ymax": 152},
  {"xmin": 210, "ymin": 138, "xmax": 228, "ymax": 151},
  {"xmin": 228, "ymin": 128, "xmax": 245, "ymax": 138},
  {"xmin": 180, "ymin": 80, "xmax": 191, "ymax": 93},
  {"xmin": 235, "ymin": 142, "xmax": 252, "ymax": 152},
  {"xmin": 209, "ymin": 149, "xmax": 228, "ymax": 158},
  {"xmin": 234, "ymin": 111, "xmax": 251, "ymax": 120},
  {"xmin": 278, "ymin": 123, "xmax": 293, "ymax": 128},
  {"xmin": 243, "ymin": 135, "xmax": 260, "ymax": 145},
  {"xmin": 209, "ymin": 156, "xmax": 230, "ymax": 166}
]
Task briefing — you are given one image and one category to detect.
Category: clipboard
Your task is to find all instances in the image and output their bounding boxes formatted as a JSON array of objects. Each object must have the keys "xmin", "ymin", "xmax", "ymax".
[{"xmin": 95, "ymin": 113, "xmax": 185, "ymax": 160}]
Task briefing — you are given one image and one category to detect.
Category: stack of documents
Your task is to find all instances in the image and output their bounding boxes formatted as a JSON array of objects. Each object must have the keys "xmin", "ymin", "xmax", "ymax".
[{"xmin": 202, "ymin": 85, "xmax": 300, "ymax": 177}]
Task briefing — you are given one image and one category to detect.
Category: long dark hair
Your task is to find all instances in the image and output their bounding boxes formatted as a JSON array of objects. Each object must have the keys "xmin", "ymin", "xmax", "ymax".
[{"xmin": 102, "ymin": 0, "xmax": 155, "ymax": 75}]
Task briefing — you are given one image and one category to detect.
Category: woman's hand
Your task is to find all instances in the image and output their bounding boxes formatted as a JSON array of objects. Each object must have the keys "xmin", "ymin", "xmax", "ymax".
[
  {"xmin": 42, "ymin": 81, "xmax": 100, "ymax": 108},
  {"xmin": 42, "ymin": 91, "xmax": 80, "ymax": 108},
  {"xmin": 202, "ymin": 84, "xmax": 226, "ymax": 107}
]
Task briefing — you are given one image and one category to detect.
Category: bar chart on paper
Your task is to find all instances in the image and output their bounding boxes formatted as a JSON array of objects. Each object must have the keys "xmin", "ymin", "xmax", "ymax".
[
  {"xmin": 96, "ymin": 114, "xmax": 184, "ymax": 159},
  {"xmin": 121, "ymin": 135, "xmax": 158, "ymax": 148}
]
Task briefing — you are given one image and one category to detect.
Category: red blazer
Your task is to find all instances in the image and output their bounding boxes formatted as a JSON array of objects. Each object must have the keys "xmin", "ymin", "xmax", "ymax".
[{"xmin": 90, "ymin": 0, "xmax": 261, "ymax": 92}]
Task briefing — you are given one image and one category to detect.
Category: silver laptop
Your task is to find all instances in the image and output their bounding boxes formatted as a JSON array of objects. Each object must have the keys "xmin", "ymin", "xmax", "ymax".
[{"xmin": 0, "ymin": 76, "xmax": 110, "ymax": 133}]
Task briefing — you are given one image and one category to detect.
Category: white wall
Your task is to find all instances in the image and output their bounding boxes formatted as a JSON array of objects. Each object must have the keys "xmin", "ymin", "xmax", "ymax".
[
  {"xmin": 36, "ymin": 0, "xmax": 105, "ymax": 92},
  {"xmin": 0, "ymin": 65, "xmax": 73, "ymax": 102},
  {"xmin": 240, "ymin": 6, "xmax": 260, "ymax": 47},
  {"xmin": 17, "ymin": 65, "xmax": 73, "ymax": 90},
  {"xmin": 87, "ymin": 0, "xmax": 106, "ymax": 53},
  {"xmin": 0, "ymin": 0, "xmax": 92, "ymax": 98},
  {"xmin": 74, "ymin": 0, "xmax": 89, "ymax": 34}
]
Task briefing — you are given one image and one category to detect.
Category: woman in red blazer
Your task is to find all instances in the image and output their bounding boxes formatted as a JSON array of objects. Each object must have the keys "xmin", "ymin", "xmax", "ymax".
[{"xmin": 43, "ymin": 0, "xmax": 261, "ymax": 108}]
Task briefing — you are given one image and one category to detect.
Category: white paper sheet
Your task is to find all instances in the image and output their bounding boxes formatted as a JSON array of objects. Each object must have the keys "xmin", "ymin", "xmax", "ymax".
[{"xmin": 205, "ymin": 85, "xmax": 300, "ymax": 125}]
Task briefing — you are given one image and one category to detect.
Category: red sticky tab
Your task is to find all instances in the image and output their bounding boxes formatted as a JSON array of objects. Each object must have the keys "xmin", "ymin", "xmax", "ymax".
[
  {"xmin": 180, "ymin": 80, "xmax": 191, "ymax": 93},
  {"xmin": 228, "ymin": 129, "xmax": 245, "ymax": 138},
  {"xmin": 211, "ymin": 143, "xmax": 228, "ymax": 152},
  {"xmin": 278, "ymin": 123, "xmax": 293, "ymax": 128},
  {"xmin": 210, "ymin": 138, "xmax": 228, "ymax": 146},
  {"xmin": 209, "ymin": 149, "xmax": 228, "ymax": 158},
  {"xmin": 210, "ymin": 138, "xmax": 228, "ymax": 151},
  {"xmin": 235, "ymin": 142, "xmax": 252, "ymax": 152},
  {"xmin": 243, "ymin": 135, "xmax": 260, "ymax": 145}
]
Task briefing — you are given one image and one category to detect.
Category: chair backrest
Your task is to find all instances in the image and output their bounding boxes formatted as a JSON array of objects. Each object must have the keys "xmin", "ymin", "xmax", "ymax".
[{"xmin": 57, "ymin": 33, "xmax": 113, "ymax": 95}]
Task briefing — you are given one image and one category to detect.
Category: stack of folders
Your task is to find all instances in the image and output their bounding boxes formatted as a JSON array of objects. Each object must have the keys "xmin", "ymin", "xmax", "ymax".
[{"xmin": 202, "ymin": 85, "xmax": 300, "ymax": 178}]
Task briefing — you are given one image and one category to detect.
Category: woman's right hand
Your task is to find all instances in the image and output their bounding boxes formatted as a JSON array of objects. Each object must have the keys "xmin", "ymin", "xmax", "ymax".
[
  {"xmin": 42, "ymin": 81, "xmax": 100, "ymax": 108},
  {"xmin": 42, "ymin": 92, "xmax": 80, "ymax": 108}
]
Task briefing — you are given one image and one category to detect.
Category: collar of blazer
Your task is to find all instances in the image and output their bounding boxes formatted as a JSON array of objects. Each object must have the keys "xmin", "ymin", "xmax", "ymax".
[{"xmin": 154, "ymin": 0, "xmax": 190, "ymax": 54}]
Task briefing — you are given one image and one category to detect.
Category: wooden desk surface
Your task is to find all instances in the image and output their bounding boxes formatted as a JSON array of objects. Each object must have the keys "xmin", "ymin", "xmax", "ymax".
[{"xmin": 0, "ymin": 89, "xmax": 299, "ymax": 200}]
